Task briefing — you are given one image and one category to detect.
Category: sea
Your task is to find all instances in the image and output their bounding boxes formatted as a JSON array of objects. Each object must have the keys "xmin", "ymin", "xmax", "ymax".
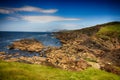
[{"xmin": 0, "ymin": 31, "xmax": 61, "ymax": 57}]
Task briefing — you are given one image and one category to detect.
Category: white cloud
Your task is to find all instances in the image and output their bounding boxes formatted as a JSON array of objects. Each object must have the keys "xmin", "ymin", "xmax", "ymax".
[
  {"xmin": 12, "ymin": 6, "xmax": 58, "ymax": 13},
  {"xmin": 21, "ymin": 16, "xmax": 80, "ymax": 23},
  {"xmin": 0, "ymin": 8, "xmax": 13, "ymax": 14},
  {"xmin": 0, "ymin": 6, "xmax": 58, "ymax": 14}
]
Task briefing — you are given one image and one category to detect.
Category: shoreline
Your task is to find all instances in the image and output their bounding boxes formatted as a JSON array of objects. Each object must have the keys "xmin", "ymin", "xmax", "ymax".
[{"xmin": 0, "ymin": 22, "xmax": 120, "ymax": 75}]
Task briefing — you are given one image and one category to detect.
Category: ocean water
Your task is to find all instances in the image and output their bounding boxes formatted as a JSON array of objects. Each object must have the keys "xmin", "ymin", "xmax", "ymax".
[{"xmin": 0, "ymin": 31, "xmax": 61, "ymax": 57}]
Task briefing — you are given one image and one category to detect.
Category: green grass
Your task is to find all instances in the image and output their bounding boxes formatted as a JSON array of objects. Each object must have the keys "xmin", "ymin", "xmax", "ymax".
[
  {"xmin": 0, "ymin": 60, "xmax": 120, "ymax": 80},
  {"xmin": 96, "ymin": 24, "xmax": 120, "ymax": 40},
  {"xmin": 97, "ymin": 24, "xmax": 120, "ymax": 35}
]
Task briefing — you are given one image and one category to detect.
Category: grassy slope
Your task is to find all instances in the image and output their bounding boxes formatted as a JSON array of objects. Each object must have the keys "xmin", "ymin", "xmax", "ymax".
[
  {"xmin": 0, "ymin": 60, "xmax": 120, "ymax": 80},
  {"xmin": 97, "ymin": 23, "xmax": 120, "ymax": 36},
  {"xmin": 95, "ymin": 22, "xmax": 120, "ymax": 41}
]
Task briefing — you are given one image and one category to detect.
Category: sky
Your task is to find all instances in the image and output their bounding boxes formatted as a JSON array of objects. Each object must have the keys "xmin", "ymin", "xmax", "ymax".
[{"xmin": 0, "ymin": 0, "xmax": 120, "ymax": 32}]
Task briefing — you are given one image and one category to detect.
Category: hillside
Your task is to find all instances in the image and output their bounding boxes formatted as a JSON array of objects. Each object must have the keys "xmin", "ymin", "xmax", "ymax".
[
  {"xmin": 51, "ymin": 21, "xmax": 120, "ymax": 75},
  {"xmin": 56, "ymin": 21, "xmax": 120, "ymax": 41}
]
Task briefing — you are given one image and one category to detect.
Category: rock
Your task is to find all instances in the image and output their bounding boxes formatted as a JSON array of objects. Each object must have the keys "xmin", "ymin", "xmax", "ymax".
[
  {"xmin": 46, "ymin": 48, "xmax": 91, "ymax": 71},
  {"xmin": 0, "ymin": 52, "xmax": 6, "ymax": 60},
  {"xmin": 8, "ymin": 39, "xmax": 44, "ymax": 52},
  {"xmin": 88, "ymin": 62, "xmax": 100, "ymax": 69},
  {"xmin": 100, "ymin": 63, "xmax": 120, "ymax": 75},
  {"xmin": 14, "ymin": 53, "xmax": 19, "ymax": 56},
  {"xmin": 0, "ymin": 55, "xmax": 6, "ymax": 60},
  {"xmin": 5, "ymin": 57, "xmax": 18, "ymax": 62},
  {"xmin": 0, "ymin": 52, "xmax": 5, "ymax": 55}
]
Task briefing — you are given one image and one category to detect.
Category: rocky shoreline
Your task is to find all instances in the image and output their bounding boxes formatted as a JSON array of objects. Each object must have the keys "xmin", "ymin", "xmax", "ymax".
[
  {"xmin": 0, "ymin": 38, "xmax": 91, "ymax": 71},
  {"xmin": 0, "ymin": 22, "xmax": 120, "ymax": 75},
  {"xmin": 54, "ymin": 22, "xmax": 120, "ymax": 75},
  {"xmin": 1, "ymin": 35, "xmax": 120, "ymax": 75}
]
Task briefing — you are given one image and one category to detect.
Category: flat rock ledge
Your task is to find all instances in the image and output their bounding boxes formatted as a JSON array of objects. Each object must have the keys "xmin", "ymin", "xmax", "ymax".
[{"xmin": 7, "ymin": 39, "xmax": 44, "ymax": 52}]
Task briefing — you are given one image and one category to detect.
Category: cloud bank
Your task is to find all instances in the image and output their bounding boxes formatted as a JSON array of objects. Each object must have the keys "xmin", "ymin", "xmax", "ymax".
[
  {"xmin": 12, "ymin": 6, "xmax": 58, "ymax": 13},
  {"xmin": 21, "ymin": 16, "xmax": 80, "ymax": 23},
  {"xmin": 0, "ymin": 5, "xmax": 80, "ymax": 23},
  {"xmin": 0, "ymin": 8, "xmax": 13, "ymax": 14},
  {"xmin": 0, "ymin": 6, "xmax": 58, "ymax": 14}
]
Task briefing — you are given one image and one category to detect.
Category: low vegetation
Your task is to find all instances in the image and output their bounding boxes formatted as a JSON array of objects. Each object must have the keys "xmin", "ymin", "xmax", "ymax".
[
  {"xmin": 97, "ymin": 23, "xmax": 120, "ymax": 38},
  {"xmin": 0, "ymin": 60, "xmax": 120, "ymax": 80},
  {"xmin": 98, "ymin": 24, "xmax": 120, "ymax": 33}
]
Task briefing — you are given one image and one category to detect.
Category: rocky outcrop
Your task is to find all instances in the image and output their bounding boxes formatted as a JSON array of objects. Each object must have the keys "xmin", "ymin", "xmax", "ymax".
[
  {"xmin": 54, "ymin": 22, "xmax": 120, "ymax": 75},
  {"xmin": 0, "ymin": 52, "xmax": 6, "ymax": 60},
  {"xmin": 44, "ymin": 39, "xmax": 100, "ymax": 71},
  {"xmin": 46, "ymin": 48, "xmax": 91, "ymax": 71},
  {"xmin": 0, "ymin": 51, "xmax": 46, "ymax": 64},
  {"xmin": 8, "ymin": 39, "xmax": 44, "ymax": 52}
]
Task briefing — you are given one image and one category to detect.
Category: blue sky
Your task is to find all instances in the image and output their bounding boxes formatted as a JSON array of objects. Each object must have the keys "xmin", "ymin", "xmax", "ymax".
[{"xmin": 0, "ymin": 0, "xmax": 120, "ymax": 32}]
